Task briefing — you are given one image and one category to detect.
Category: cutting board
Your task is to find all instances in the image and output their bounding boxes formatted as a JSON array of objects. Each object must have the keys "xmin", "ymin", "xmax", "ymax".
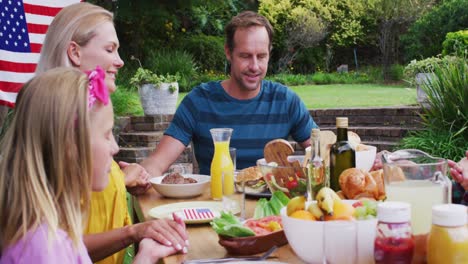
[{"xmin": 264, "ymin": 139, "xmax": 305, "ymax": 178}]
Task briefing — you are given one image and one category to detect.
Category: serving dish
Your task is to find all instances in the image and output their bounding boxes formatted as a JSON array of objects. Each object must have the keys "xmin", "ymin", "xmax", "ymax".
[
  {"xmin": 218, "ymin": 229, "xmax": 287, "ymax": 255},
  {"xmin": 150, "ymin": 173, "xmax": 210, "ymax": 198},
  {"xmin": 280, "ymin": 201, "xmax": 378, "ymax": 264}
]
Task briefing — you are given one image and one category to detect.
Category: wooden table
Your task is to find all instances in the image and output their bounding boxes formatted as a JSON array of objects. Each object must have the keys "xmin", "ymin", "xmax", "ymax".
[{"xmin": 135, "ymin": 187, "xmax": 305, "ymax": 264}]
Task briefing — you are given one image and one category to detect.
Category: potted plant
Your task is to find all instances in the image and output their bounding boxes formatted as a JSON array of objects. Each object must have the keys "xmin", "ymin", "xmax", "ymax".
[
  {"xmin": 130, "ymin": 67, "xmax": 180, "ymax": 115},
  {"xmin": 404, "ymin": 56, "xmax": 461, "ymax": 106}
]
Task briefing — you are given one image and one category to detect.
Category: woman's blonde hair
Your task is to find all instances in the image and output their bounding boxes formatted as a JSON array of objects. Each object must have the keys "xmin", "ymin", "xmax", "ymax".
[
  {"xmin": 0, "ymin": 68, "xmax": 92, "ymax": 251},
  {"xmin": 35, "ymin": 3, "xmax": 113, "ymax": 74}
]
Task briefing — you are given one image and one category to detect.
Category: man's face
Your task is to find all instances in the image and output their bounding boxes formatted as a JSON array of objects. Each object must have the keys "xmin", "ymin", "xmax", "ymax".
[{"xmin": 225, "ymin": 26, "xmax": 270, "ymax": 92}]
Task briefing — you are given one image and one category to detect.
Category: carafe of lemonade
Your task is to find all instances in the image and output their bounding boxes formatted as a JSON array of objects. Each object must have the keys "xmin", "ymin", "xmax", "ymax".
[
  {"xmin": 382, "ymin": 149, "xmax": 451, "ymax": 236},
  {"xmin": 210, "ymin": 128, "xmax": 234, "ymax": 200}
]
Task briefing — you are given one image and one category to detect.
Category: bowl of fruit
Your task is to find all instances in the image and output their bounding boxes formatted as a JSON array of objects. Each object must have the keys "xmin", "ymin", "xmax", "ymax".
[
  {"xmin": 281, "ymin": 187, "xmax": 378, "ymax": 264},
  {"xmin": 257, "ymin": 159, "xmax": 307, "ymax": 198}
]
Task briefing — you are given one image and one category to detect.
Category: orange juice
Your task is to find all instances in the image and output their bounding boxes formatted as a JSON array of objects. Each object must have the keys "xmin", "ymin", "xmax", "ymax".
[{"xmin": 210, "ymin": 141, "xmax": 234, "ymax": 200}]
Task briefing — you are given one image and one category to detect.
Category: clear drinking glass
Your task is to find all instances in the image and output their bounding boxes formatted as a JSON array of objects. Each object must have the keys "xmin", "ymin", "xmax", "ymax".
[{"xmin": 222, "ymin": 171, "xmax": 245, "ymax": 219}]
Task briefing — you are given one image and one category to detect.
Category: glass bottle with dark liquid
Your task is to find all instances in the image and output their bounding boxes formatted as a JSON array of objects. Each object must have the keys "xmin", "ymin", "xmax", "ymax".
[{"xmin": 330, "ymin": 117, "xmax": 355, "ymax": 191}]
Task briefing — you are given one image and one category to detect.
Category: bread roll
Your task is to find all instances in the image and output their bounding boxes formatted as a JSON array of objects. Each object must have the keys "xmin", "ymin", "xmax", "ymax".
[{"xmin": 339, "ymin": 168, "xmax": 385, "ymax": 200}]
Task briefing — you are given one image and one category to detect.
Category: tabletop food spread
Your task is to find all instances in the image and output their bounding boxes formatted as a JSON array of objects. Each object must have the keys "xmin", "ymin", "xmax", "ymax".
[{"xmin": 136, "ymin": 129, "xmax": 468, "ymax": 264}]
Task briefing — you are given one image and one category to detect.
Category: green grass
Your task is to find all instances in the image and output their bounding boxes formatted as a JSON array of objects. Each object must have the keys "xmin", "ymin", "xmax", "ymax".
[
  {"xmin": 178, "ymin": 83, "xmax": 417, "ymax": 109},
  {"xmin": 290, "ymin": 83, "xmax": 417, "ymax": 109},
  {"xmin": 116, "ymin": 83, "xmax": 417, "ymax": 116}
]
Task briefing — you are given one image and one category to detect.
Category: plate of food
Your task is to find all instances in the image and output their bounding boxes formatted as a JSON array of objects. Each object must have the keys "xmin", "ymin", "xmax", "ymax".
[
  {"xmin": 235, "ymin": 167, "xmax": 271, "ymax": 198},
  {"xmin": 148, "ymin": 201, "xmax": 239, "ymax": 224},
  {"xmin": 150, "ymin": 173, "xmax": 210, "ymax": 198},
  {"xmin": 211, "ymin": 212, "xmax": 288, "ymax": 255}
]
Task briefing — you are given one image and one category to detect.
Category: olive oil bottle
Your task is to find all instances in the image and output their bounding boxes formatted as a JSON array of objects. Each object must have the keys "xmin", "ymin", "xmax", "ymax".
[
  {"xmin": 307, "ymin": 128, "xmax": 328, "ymax": 200},
  {"xmin": 330, "ymin": 117, "xmax": 355, "ymax": 191}
]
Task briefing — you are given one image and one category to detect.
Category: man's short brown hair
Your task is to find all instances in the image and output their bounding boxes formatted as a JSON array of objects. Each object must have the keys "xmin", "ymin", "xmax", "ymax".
[{"xmin": 225, "ymin": 11, "xmax": 274, "ymax": 52}]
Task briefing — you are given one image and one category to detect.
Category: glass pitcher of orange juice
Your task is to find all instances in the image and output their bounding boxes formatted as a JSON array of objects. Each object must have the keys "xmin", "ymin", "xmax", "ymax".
[
  {"xmin": 382, "ymin": 149, "xmax": 451, "ymax": 235},
  {"xmin": 210, "ymin": 128, "xmax": 234, "ymax": 200}
]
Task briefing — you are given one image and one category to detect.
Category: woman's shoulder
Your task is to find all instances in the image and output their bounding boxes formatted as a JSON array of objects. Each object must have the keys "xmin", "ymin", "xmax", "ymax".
[{"xmin": 0, "ymin": 224, "xmax": 91, "ymax": 264}]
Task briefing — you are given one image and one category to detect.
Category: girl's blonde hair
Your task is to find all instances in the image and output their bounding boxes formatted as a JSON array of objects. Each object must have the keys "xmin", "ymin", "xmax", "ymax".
[
  {"xmin": 35, "ymin": 3, "xmax": 113, "ymax": 74},
  {"xmin": 0, "ymin": 68, "xmax": 92, "ymax": 251}
]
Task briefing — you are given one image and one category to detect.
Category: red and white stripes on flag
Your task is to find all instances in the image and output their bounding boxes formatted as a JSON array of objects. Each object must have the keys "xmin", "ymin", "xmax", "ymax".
[
  {"xmin": 0, "ymin": 0, "xmax": 81, "ymax": 108},
  {"xmin": 183, "ymin": 208, "xmax": 215, "ymax": 220}
]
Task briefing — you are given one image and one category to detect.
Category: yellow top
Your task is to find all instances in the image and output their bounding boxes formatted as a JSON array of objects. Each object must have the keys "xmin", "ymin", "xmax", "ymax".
[{"xmin": 85, "ymin": 160, "xmax": 132, "ymax": 264}]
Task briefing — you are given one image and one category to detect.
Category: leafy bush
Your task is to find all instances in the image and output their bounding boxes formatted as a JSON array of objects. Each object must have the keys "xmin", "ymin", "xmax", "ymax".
[
  {"xmin": 442, "ymin": 30, "xmax": 468, "ymax": 56},
  {"xmin": 179, "ymin": 34, "xmax": 225, "ymax": 72},
  {"xmin": 401, "ymin": 0, "xmax": 468, "ymax": 61},
  {"xmin": 399, "ymin": 129, "xmax": 468, "ymax": 162},
  {"xmin": 388, "ymin": 64, "xmax": 405, "ymax": 81},
  {"xmin": 111, "ymin": 87, "xmax": 143, "ymax": 117},
  {"xmin": 191, "ymin": 70, "xmax": 228, "ymax": 87},
  {"xmin": 311, "ymin": 72, "xmax": 333, "ymax": 84},
  {"xmin": 400, "ymin": 56, "xmax": 467, "ymax": 161},
  {"xmin": 267, "ymin": 74, "xmax": 310, "ymax": 86},
  {"xmin": 419, "ymin": 56, "xmax": 467, "ymax": 140},
  {"xmin": 147, "ymin": 49, "xmax": 198, "ymax": 92},
  {"xmin": 403, "ymin": 56, "xmax": 460, "ymax": 85}
]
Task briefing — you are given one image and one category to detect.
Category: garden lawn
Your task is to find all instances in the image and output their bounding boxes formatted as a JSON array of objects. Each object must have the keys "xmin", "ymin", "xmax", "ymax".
[
  {"xmin": 113, "ymin": 83, "xmax": 417, "ymax": 117},
  {"xmin": 178, "ymin": 83, "xmax": 417, "ymax": 109}
]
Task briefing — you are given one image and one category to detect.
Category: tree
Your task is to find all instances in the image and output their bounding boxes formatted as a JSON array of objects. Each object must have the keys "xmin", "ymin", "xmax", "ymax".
[
  {"xmin": 371, "ymin": 0, "xmax": 435, "ymax": 80},
  {"xmin": 401, "ymin": 0, "xmax": 468, "ymax": 61}
]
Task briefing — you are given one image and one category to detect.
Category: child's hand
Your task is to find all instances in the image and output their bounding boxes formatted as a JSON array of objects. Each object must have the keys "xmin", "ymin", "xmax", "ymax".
[
  {"xmin": 448, "ymin": 150, "xmax": 468, "ymax": 191},
  {"xmin": 133, "ymin": 238, "xmax": 178, "ymax": 264},
  {"xmin": 119, "ymin": 161, "xmax": 151, "ymax": 195}
]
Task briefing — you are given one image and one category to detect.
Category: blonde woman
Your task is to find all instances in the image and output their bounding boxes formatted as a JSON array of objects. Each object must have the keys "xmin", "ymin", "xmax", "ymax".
[{"xmin": 35, "ymin": 3, "xmax": 188, "ymax": 263}]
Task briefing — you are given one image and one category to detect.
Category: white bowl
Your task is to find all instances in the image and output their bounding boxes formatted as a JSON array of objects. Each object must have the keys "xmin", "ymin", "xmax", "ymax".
[
  {"xmin": 150, "ymin": 174, "xmax": 210, "ymax": 198},
  {"xmin": 355, "ymin": 145, "xmax": 377, "ymax": 172},
  {"xmin": 280, "ymin": 200, "xmax": 378, "ymax": 264}
]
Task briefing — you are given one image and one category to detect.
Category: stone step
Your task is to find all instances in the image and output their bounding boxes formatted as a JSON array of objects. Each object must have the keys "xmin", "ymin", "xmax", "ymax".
[
  {"xmin": 311, "ymin": 106, "xmax": 422, "ymax": 127},
  {"xmin": 319, "ymin": 126, "xmax": 421, "ymax": 142},
  {"xmin": 115, "ymin": 145, "xmax": 193, "ymax": 163},
  {"xmin": 361, "ymin": 140, "xmax": 399, "ymax": 152},
  {"xmin": 118, "ymin": 131, "xmax": 164, "ymax": 147}
]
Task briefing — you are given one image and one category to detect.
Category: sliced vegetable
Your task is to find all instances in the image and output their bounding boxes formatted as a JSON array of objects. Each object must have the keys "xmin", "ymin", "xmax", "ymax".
[{"xmin": 253, "ymin": 191, "xmax": 291, "ymax": 218}]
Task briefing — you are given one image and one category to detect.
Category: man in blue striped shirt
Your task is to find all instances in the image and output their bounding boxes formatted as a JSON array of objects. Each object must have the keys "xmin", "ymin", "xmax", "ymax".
[{"xmin": 141, "ymin": 11, "xmax": 318, "ymax": 176}]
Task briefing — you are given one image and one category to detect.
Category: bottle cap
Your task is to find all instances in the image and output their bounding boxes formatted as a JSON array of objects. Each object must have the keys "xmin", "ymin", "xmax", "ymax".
[
  {"xmin": 311, "ymin": 128, "xmax": 320, "ymax": 138},
  {"xmin": 377, "ymin": 201, "xmax": 411, "ymax": 223},
  {"xmin": 336, "ymin": 117, "xmax": 348, "ymax": 128},
  {"xmin": 432, "ymin": 204, "xmax": 467, "ymax": 227}
]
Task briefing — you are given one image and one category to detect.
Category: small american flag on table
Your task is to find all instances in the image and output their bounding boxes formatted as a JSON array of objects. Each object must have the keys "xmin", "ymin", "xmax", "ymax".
[{"xmin": 182, "ymin": 208, "xmax": 215, "ymax": 220}]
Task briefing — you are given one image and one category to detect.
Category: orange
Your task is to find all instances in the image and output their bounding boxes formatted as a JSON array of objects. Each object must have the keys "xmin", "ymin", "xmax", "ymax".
[
  {"xmin": 324, "ymin": 201, "xmax": 355, "ymax": 221},
  {"xmin": 290, "ymin": 210, "xmax": 316, "ymax": 221}
]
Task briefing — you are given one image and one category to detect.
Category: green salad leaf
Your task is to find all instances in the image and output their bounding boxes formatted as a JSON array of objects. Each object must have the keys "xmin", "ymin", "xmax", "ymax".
[{"xmin": 210, "ymin": 211, "xmax": 255, "ymax": 237}]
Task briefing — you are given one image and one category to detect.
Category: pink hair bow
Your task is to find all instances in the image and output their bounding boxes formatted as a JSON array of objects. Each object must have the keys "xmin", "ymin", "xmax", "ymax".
[{"xmin": 86, "ymin": 66, "xmax": 109, "ymax": 108}]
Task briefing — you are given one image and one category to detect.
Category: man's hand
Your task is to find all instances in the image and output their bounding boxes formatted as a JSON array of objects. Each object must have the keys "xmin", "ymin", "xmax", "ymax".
[
  {"xmin": 119, "ymin": 161, "xmax": 151, "ymax": 195},
  {"xmin": 448, "ymin": 150, "xmax": 468, "ymax": 191}
]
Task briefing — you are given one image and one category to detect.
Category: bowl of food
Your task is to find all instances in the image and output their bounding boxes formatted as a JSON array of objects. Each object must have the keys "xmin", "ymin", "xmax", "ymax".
[
  {"xmin": 281, "ymin": 194, "xmax": 378, "ymax": 264},
  {"xmin": 150, "ymin": 172, "xmax": 210, "ymax": 198},
  {"xmin": 212, "ymin": 212, "xmax": 288, "ymax": 255},
  {"xmin": 257, "ymin": 159, "xmax": 307, "ymax": 198},
  {"xmin": 355, "ymin": 144, "xmax": 377, "ymax": 172}
]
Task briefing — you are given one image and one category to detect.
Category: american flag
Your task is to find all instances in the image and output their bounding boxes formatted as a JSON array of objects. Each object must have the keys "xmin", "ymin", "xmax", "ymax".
[
  {"xmin": 0, "ymin": 0, "xmax": 81, "ymax": 108},
  {"xmin": 183, "ymin": 208, "xmax": 215, "ymax": 220}
]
